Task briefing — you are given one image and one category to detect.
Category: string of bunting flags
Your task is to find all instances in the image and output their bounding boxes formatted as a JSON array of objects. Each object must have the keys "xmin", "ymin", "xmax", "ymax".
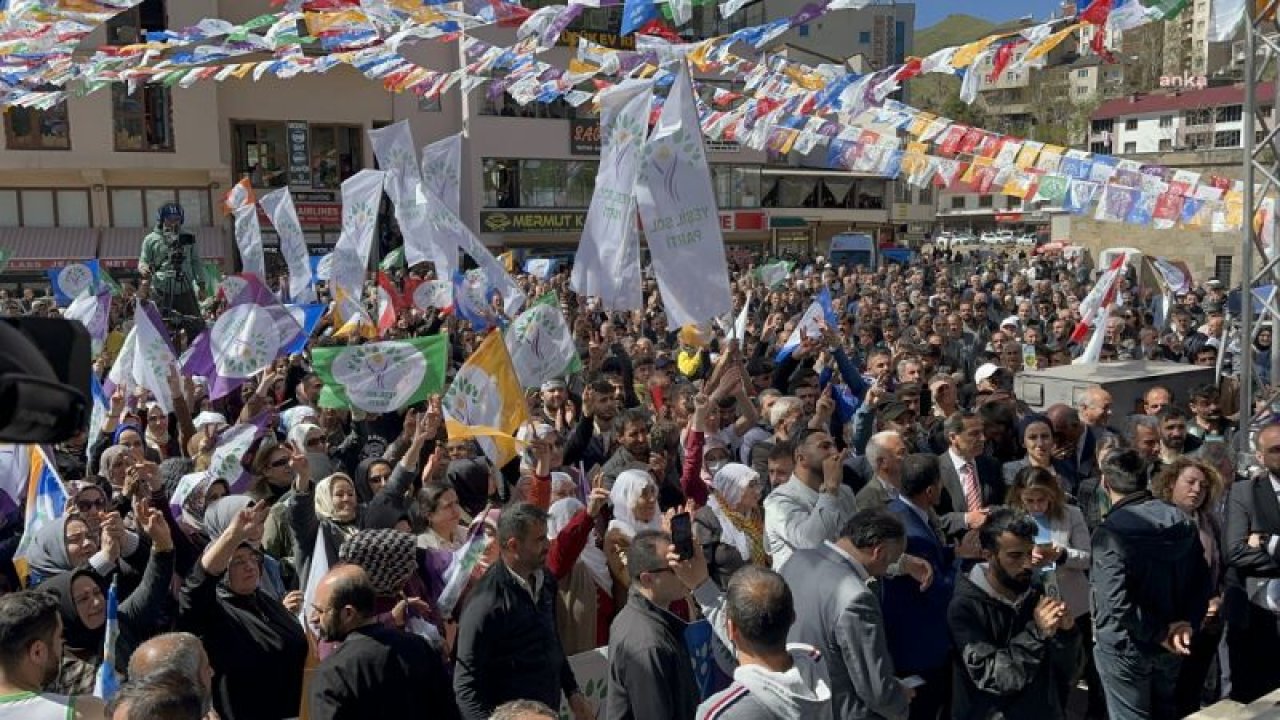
[{"xmin": 0, "ymin": 0, "xmax": 1262, "ymax": 232}]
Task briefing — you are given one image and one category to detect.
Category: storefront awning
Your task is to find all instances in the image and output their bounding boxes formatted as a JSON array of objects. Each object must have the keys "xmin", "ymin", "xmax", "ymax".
[
  {"xmin": 0, "ymin": 227, "xmax": 98, "ymax": 271},
  {"xmin": 99, "ymin": 227, "xmax": 227, "ymax": 269}
]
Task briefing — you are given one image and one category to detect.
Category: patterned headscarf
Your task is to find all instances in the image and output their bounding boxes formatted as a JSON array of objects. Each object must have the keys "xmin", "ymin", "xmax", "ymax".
[{"xmin": 339, "ymin": 528, "xmax": 417, "ymax": 596}]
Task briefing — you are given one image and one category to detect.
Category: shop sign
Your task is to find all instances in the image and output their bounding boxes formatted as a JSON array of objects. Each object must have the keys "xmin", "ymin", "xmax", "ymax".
[
  {"xmin": 259, "ymin": 201, "xmax": 341, "ymax": 228},
  {"xmin": 480, "ymin": 210, "xmax": 587, "ymax": 234},
  {"xmin": 995, "ymin": 213, "xmax": 1023, "ymax": 223},
  {"xmin": 570, "ymin": 118, "xmax": 602, "ymax": 155},
  {"xmin": 769, "ymin": 216, "xmax": 808, "ymax": 229},
  {"xmin": 287, "ymin": 121, "xmax": 312, "ymax": 188},
  {"xmin": 719, "ymin": 211, "xmax": 767, "ymax": 232},
  {"xmin": 556, "ymin": 29, "xmax": 636, "ymax": 50}
]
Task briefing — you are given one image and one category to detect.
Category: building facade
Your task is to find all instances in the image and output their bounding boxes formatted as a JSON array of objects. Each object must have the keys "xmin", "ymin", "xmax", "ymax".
[{"xmin": 0, "ymin": 0, "xmax": 934, "ymax": 282}]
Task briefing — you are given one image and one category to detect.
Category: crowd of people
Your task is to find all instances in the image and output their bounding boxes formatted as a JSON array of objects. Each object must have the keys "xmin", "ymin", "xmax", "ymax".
[{"xmin": 0, "ymin": 238, "xmax": 1276, "ymax": 720}]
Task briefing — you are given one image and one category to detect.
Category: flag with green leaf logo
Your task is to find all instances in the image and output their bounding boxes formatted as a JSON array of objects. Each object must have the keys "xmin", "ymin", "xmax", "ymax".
[
  {"xmin": 755, "ymin": 260, "xmax": 794, "ymax": 289},
  {"xmin": 504, "ymin": 293, "xmax": 581, "ymax": 389},
  {"xmin": 312, "ymin": 333, "xmax": 448, "ymax": 413},
  {"xmin": 380, "ymin": 246, "xmax": 406, "ymax": 271}
]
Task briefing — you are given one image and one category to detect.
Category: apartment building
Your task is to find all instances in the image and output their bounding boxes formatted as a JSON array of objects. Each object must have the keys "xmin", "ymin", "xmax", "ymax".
[
  {"xmin": 1087, "ymin": 81, "xmax": 1275, "ymax": 155},
  {"xmin": 0, "ymin": 0, "xmax": 935, "ymax": 279}
]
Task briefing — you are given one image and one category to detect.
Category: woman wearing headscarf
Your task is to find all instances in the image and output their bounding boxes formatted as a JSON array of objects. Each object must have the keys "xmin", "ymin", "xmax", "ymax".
[
  {"xmin": 694, "ymin": 463, "xmax": 769, "ymax": 589},
  {"xmin": 24, "ymin": 508, "xmax": 146, "ymax": 588},
  {"xmin": 333, "ymin": 528, "xmax": 437, "ymax": 651},
  {"xmin": 602, "ymin": 469, "xmax": 662, "ymax": 596},
  {"xmin": 203, "ymin": 495, "xmax": 288, "ymax": 601},
  {"xmin": 288, "ymin": 427, "xmax": 424, "ymax": 583},
  {"xmin": 546, "ymin": 489, "xmax": 613, "ymax": 655},
  {"xmin": 180, "ymin": 498, "xmax": 307, "ymax": 720},
  {"xmin": 445, "ymin": 458, "xmax": 495, "ymax": 519},
  {"xmin": 36, "ymin": 504, "xmax": 175, "ymax": 694}
]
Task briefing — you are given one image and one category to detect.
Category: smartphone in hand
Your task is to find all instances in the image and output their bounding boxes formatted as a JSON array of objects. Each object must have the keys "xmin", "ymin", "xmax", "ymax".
[{"xmin": 671, "ymin": 512, "xmax": 695, "ymax": 561}]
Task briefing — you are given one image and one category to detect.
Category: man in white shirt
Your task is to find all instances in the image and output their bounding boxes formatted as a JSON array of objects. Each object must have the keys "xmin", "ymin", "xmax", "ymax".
[{"xmin": 764, "ymin": 429, "xmax": 858, "ymax": 571}]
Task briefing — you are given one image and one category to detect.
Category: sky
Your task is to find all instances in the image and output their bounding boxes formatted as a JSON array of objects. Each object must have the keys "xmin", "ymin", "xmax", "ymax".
[{"xmin": 914, "ymin": 0, "xmax": 1066, "ymax": 30}]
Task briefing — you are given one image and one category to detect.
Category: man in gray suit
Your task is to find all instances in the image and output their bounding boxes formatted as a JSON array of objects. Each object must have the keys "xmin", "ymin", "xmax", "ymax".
[
  {"xmin": 781, "ymin": 509, "xmax": 914, "ymax": 720},
  {"xmin": 854, "ymin": 432, "xmax": 907, "ymax": 512}
]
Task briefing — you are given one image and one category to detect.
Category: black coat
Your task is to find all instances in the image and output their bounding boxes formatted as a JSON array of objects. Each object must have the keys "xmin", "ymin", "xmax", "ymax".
[
  {"xmin": 179, "ymin": 563, "xmax": 309, "ymax": 720},
  {"xmin": 453, "ymin": 561, "xmax": 578, "ymax": 720},
  {"xmin": 308, "ymin": 624, "xmax": 458, "ymax": 720},
  {"xmin": 1090, "ymin": 492, "xmax": 1211, "ymax": 652},
  {"xmin": 948, "ymin": 571, "xmax": 1079, "ymax": 720},
  {"xmin": 605, "ymin": 590, "xmax": 701, "ymax": 720}
]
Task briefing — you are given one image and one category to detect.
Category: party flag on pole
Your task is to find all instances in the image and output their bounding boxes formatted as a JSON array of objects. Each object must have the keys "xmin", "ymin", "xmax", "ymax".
[
  {"xmin": 93, "ymin": 579, "xmax": 120, "ymax": 701},
  {"xmin": 14, "ymin": 445, "xmax": 68, "ymax": 586},
  {"xmin": 443, "ymin": 331, "xmax": 529, "ymax": 468},
  {"xmin": 311, "ymin": 334, "xmax": 449, "ymax": 414}
]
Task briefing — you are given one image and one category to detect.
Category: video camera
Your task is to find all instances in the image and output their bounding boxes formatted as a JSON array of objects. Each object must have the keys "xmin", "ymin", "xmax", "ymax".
[{"xmin": 0, "ymin": 318, "xmax": 91, "ymax": 444}]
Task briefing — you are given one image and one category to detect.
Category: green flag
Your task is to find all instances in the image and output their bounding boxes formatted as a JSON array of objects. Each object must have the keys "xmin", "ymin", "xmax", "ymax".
[
  {"xmin": 380, "ymin": 246, "xmax": 406, "ymax": 271},
  {"xmin": 0, "ymin": 249, "xmax": 12, "ymax": 275},
  {"xmin": 98, "ymin": 266, "xmax": 122, "ymax": 296},
  {"xmin": 1140, "ymin": 0, "xmax": 1189, "ymax": 19},
  {"xmin": 1036, "ymin": 175, "xmax": 1069, "ymax": 204},
  {"xmin": 312, "ymin": 333, "xmax": 449, "ymax": 413},
  {"xmin": 504, "ymin": 293, "xmax": 582, "ymax": 389},
  {"xmin": 755, "ymin": 260, "xmax": 794, "ymax": 289},
  {"xmin": 197, "ymin": 261, "xmax": 223, "ymax": 300}
]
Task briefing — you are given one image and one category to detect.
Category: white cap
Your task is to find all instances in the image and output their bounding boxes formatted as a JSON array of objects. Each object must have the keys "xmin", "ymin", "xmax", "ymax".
[
  {"xmin": 975, "ymin": 363, "xmax": 1000, "ymax": 384},
  {"xmin": 1001, "ymin": 315, "xmax": 1020, "ymax": 329},
  {"xmin": 192, "ymin": 411, "xmax": 228, "ymax": 431}
]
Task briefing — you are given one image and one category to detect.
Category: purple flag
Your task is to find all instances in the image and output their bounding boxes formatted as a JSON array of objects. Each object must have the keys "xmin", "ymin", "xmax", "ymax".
[{"xmin": 183, "ymin": 275, "xmax": 302, "ymax": 400}]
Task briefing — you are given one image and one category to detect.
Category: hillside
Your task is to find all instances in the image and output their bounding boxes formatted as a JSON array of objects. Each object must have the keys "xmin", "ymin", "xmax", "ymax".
[
  {"xmin": 908, "ymin": 14, "xmax": 1035, "ymax": 117},
  {"xmin": 914, "ymin": 14, "xmax": 997, "ymax": 56}
]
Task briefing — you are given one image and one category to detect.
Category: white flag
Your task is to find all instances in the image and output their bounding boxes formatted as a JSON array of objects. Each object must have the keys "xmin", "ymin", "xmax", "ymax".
[
  {"xmin": 232, "ymin": 204, "xmax": 265, "ymax": 283},
  {"xmin": 370, "ymin": 122, "xmax": 458, "ymax": 277},
  {"xmin": 635, "ymin": 63, "xmax": 733, "ymax": 328},
  {"xmin": 422, "ymin": 133, "xmax": 463, "ymax": 218},
  {"xmin": 412, "ymin": 279, "xmax": 453, "ymax": 310},
  {"xmin": 132, "ymin": 302, "xmax": 179, "ymax": 414},
  {"xmin": 459, "ymin": 231, "xmax": 526, "ymax": 317},
  {"xmin": 368, "ymin": 120, "xmax": 421, "ymax": 206},
  {"xmin": 505, "ymin": 295, "xmax": 579, "ymax": 389},
  {"xmin": 572, "ymin": 78, "xmax": 653, "ymax": 311},
  {"xmin": 329, "ymin": 169, "xmax": 386, "ymax": 304},
  {"xmin": 259, "ymin": 188, "xmax": 315, "ymax": 303}
]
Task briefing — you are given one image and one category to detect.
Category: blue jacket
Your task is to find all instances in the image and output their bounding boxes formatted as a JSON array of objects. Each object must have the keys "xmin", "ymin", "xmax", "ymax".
[{"xmin": 882, "ymin": 498, "xmax": 957, "ymax": 674}]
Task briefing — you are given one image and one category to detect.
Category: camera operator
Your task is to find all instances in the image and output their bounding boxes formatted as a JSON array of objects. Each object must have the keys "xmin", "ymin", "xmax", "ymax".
[{"xmin": 138, "ymin": 203, "xmax": 203, "ymax": 323}]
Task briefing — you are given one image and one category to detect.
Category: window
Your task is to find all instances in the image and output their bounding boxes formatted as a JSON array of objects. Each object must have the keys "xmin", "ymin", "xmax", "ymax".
[
  {"xmin": 481, "ymin": 159, "xmax": 597, "ymax": 208},
  {"xmin": 1092, "ymin": 118, "xmax": 1114, "ymax": 133},
  {"xmin": 4, "ymin": 102, "xmax": 70, "ymax": 150},
  {"xmin": 231, "ymin": 121, "xmax": 362, "ymax": 190},
  {"xmin": 0, "ymin": 189, "xmax": 92, "ymax": 227},
  {"xmin": 1090, "ymin": 142, "xmax": 1111, "ymax": 153},
  {"xmin": 1159, "ymin": 115, "xmax": 1173, "ymax": 128},
  {"xmin": 859, "ymin": 31, "xmax": 871, "ymax": 43},
  {"xmin": 1077, "ymin": 69, "xmax": 1088, "ymax": 78},
  {"xmin": 894, "ymin": 182, "xmax": 912, "ymax": 204},
  {"xmin": 978, "ymin": 195, "xmax": 994, "ymax": 208},
  {"xmin": 106, "ymin": 0, "xmax": 165, "ymax": 45},
  {"xmin": 1185, "ymin": 109, "xmax": 1214, "ymax": 126},
  {"xmin": 1185, "ymin": 132, "xmax": 1209, "ymax": 148},
  {"xmin": 1214, "ymin": 130, "xmax": 1241, "ymax": 147},
  {"xmin": 1125, "ymin": 119, "xmax": 1138, "ymax": 131},
  {"xmin": 1124, "ymin": 141, "xmax": 1137, "ymax": 153},
  {"xmin": 112, "ymin": 85, "xmax": 173, "ymax": 151},
  {"xmin": 950, "ymin": 196, "xmax": 966, "ymax": 210},
  {"xmin": 1216, "ymin": 105, "xmax": 1243, "ymax": 123},
  {"xmin": 917, "ymin": 187, "xmax": 932, "ymax": 205},
  {"xmin": 1159, "ymin": 139, "xmax": 1173, "ymax": 151},
  {"xmin": 711, "ymin": 165, "xmax": 762, "ymax": 208},
  {"xmin": 417, "ymin": 96, "xmax": 442, "ymax": 112},
  {"xmin": 309, "ymin": 125, "xmax": 362, "ymax": 190},
  {"xmin": 1214, "ymin": 255, "xmax": 1233, "ymax": 284},
  {"xmin": 1076, "ymin": 86, "xmax": 1088, "ymax": 96},
  {"xmin": 108, "ymin": 188, "xmax": 211, "ymax": 228},
  {"xmin": 798, "ymin": 24, "xmax": 810, "ymax": 36}
]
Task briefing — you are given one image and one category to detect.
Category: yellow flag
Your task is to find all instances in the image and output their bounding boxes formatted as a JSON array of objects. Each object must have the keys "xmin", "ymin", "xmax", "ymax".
[
  {"xmin": 1025, "ymin": 23, "xmax": 1083, "ymax": 62},
  {"xmin": 951, "ymin": 35, "xmax": 1002, "ymax": 69},
  {"xmin": 443, "ymin": 331, "xmax": 528, "ymax": 468}
]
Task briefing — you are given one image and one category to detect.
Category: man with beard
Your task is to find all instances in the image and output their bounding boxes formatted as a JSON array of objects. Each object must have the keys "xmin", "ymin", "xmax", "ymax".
[
  {"xmin": 564, "ymin": 380, "xmax": 621, "ymax": 474},
  {"xmin": 1156, "ymin": 406, "xmax": 1200, "ymax": 464},
  {"xmin": 307, "ymin": 565, "xmax": 458, "ymax": 720},
  {"xmin": 764, "ymin": 429, "xmax": 859, "ymax": 570},
  {"xmin": 0, "ymin": 591, "xmax": 105, "ymax": 720},
  {"xmin": 536, "ymin": 379, "xmax": 573, "ymax": 432},
  {"xmin": 947, "ymin": 508, "xmax": 1079, "ymax": 720},
  {"xmin": 1091, "ymin": 449, "xmax": 1210, "ymax": 720},
  {"xmin": 600, "ymin": 408, "xmax": 663, "ymax": 492},
  {"xmin": 455, "ymin": 503, "xmax": 591, "ymax": 720}
]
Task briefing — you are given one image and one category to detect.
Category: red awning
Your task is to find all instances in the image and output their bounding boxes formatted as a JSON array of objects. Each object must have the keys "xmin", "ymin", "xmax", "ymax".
[
  {"xmin": 99, "ymin": 227, "xmax": 227, "ymax": 269},
  {"xmin": 0, "ymin": 227, "xmax": 98, "ymax": 271}
]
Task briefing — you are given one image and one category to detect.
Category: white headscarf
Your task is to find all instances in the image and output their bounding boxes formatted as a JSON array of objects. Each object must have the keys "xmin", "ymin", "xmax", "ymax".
[
  {"xmin": 547, "ymin": 497, "xmax": 611, "ymax": 595},
  {"xmin": 288, "ymin": 422, "xmax": 321, "ymax": 453},
  {"xmin": 608, "ymin": 469, "xmax": 661, "ymax": 538},
  {"xmin": 708, "ymin": 463, "xmax": 760, "ymax": 561}
]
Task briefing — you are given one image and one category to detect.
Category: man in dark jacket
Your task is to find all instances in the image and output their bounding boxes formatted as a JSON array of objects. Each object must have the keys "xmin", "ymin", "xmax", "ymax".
[
  {"xmin": 454, "ymin": 503, "xmax": 591, "ymax": 720},
  {"xmin": 308, "ymin": 565, "xmax": 458, "ymax": 720},
  {"xmin": 1091, "ymin": 449, "xmax": 1211, "ymax": 720},
  {"xmin": 948, "ymin": 507, "xmax": 1079, "ymax": 720},
  {"xmin": 606, "ymin": 528, "xmax": 713, "ymax": 719}
]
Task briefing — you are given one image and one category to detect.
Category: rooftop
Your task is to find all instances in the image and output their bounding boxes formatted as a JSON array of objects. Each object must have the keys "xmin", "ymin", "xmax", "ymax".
[{"xmin": 1091, "ymin": 81, "xmax": 1273, "ymax": 120}]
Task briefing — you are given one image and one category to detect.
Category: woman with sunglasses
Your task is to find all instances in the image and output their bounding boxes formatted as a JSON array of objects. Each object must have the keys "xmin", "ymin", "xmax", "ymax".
[{"xmin": 37, "ymin": 503, "xmax": 175, "ymax": 695}]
